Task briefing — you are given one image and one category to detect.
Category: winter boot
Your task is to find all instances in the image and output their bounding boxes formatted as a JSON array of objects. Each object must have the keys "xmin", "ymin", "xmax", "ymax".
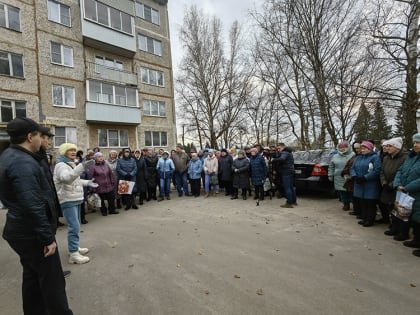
[
  {"xmin": 69, "ymin": 252, "xmax": 90, "ymax": 264},
  {"xmin": 116, "ymin": 199, "xmax": 122, "ymax": 209},
  {"xmin": 78, "ymin": 247, "xmax": 89, "ymax": 255},
  {"xmin": 343, "ymin": 203, "xmax": 350, "ymax": 211}
]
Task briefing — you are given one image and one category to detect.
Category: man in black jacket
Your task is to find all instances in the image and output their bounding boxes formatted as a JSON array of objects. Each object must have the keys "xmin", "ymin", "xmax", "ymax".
[
  {"xmin": 0, "ymin": 117, "xmax": 73, "ymax": 315},
  {"xmin": 272, "ymin": 143, "xmax": 297, "ymax": 208}
]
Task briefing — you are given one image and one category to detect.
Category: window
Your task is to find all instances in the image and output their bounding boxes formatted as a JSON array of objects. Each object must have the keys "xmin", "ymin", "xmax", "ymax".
[
  {"xmin": 95, "ymin": 55, "xmax": 123, "ymax": 72},
  {"xmin": 50, "ymin": 42, "xmax": 73, "ymax": 67},
  {"xmin": 0, "ymin": 51, "xmax": 23, "ymax": 78},
  {"xmin": 52, "ymin": 85, "xmax": 75, "ymax": 107},
  {"xmin": 0, "ymin": 3, "xmax": 20, "ymax": 31},
  {"xmin": 54, "ymin": 127, "xmax": 77, "ymax": 147},
  {"xmin": 87, "ymin": 80, "xmax": 137, "ymax": 107},
  {"xmin": 47, "ymin": 0, "xmax": 71, "ymax": 26},
  {"xmin": 0, "ymin": 99, "xmax": 26, "ymax": 122},
  {"xmin": 83, "ymin": 0, "xmax": 133, "ymax": 35},
  {"xmin": 145, "ymin": 131, "xmax": 167, "ymax": 147},
  {"xmin": 140, "ymin": 67, "xmax": 164, "ymax": 87},
  {"xmin": 143, "ymin": 100, "xmax": 166, "ymax": 117},
  {"xmin": 98, "ymin": 129, "xmax": 128, "ymax": 147},
  {"xmin": 135, "ymin": 1, "xmax": 159, "ymax": 25},
  {"xmin": 138, "ymin": 34, "xmax": 162, "ymax": 56}
]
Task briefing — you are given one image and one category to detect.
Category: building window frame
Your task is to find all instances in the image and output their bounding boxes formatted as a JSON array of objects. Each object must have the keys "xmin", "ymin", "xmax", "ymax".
[
  {"xmin": 145, "ymin": 131, "xmax": 167, "ymax": 147},
  {"xmin": 83, "ymin": 0, "xmax": 133, "ymax": 35},
  {"xmin": 52, "ymin": 84, "xmax": 75, "ymax": 108},
  {"xmin": 138, "ymin": 33, "xmax": 162, "ymax": 56},
  {"xmin": 54, "ymin": 126, "xmax": 77, "ymax": 147},
  {"xmin": 47, "ymin": 0, "xmax": 71, "ymax": 27},
  {"xmin": 135, "ymin": 1, "xmax": 160, "ymax": 25},
  {"xmin": 143, "ymin": 99, "xmax": 166, "ymax": 117},
  {"xmin": 50, "ymin": 42, "xmax": 73, "ymax": 67},
  {"xmin": 140, "ymin": 67, "xmax": 164, "ymax": 87},
  {"xmin": 98, "ymin": 129, "xmax": 128, "ymax": 147},
  {"xmin": 0, "ymin": 99, "xmax": 26, "ymax": 122},
  {"xmin": 95, "ymin": 55, "xmax": 123, "ymax": 72},
  {"xmin": 0, "ymin": 2, "xmax": 21, "ymax": 32},
  {"xmin": 0, "ymin": 51, "xmax": 24, "ymax": 78},
  {"xmin": 87, "ymin": 80, "xmax": 138, "ymax": 107}
]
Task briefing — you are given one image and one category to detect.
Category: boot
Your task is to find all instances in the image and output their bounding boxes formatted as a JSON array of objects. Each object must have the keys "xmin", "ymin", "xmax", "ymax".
[
  {"xmin": 231, "ymin": 195, "xmax": 238, "ymax": 200},
  {"xmin": 343, "ymin": 203, "xmax": 350, "ymax": 211},
  {"xmin": 158, "ymin": 196, "xmax": 164, "ymax": 202},
  {"xmin": 69, "ymin": 252, "xmax": 90, "ymax": 264},
  {"xmin": 404, "ymin": 222, "xmax": 420, "ymax": 248},
  {"xmin": 281, "ymin": 203, "xmax": 293, "ymax": 208},
  {"xmin": 101, "ymin": 207, "xmax": 108, "ymax": 216},
  {"xmin": 413, "ymin": 249, "xmax": 420, "ymax": 257},
  {"xmin": 204, "ymin": 192, "xmax": 209, "ymax": 198},
  {"xmin": 116, "ymin": 199, "xmax": 122, "ymax": 209}
]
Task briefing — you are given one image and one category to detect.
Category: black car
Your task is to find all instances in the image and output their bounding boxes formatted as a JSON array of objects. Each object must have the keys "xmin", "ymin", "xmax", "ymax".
[{"xmin": 292, "ymin": 149, "xmax": 336, "ymax": 196}]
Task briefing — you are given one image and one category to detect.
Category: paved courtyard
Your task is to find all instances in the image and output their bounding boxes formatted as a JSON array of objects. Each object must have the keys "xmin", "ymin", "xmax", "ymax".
[{"xmin": 0, "ymin": 194, "xmax": 419, "ymax": 314}]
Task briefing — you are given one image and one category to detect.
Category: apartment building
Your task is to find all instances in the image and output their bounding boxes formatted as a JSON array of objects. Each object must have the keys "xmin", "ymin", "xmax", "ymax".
[{"xmin": 0, "ymin": 0, "xmax": 176, "ymax": 154}]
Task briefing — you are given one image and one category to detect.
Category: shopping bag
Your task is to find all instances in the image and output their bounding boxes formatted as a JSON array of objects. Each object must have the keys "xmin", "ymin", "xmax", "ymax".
[
  {"xmin": 210, "ymin": 175, "xmax": 218, "ymax": 185},
  {"xmin": 118, "ymin": 180, "xmax": 135, "ymax": 194},
  {"xmin": 87, "ymin": 193, "xmax": 101, "ymax": 212},
  {"xmin": 392, "ymin": 191, "xmax": 414, "ymax": 221}
]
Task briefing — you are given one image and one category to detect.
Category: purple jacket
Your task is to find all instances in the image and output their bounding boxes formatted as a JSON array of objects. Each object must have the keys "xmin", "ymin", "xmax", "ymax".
[{"xmin": 88, "ymin": 161, "xmax": 115, "ymax": 194}]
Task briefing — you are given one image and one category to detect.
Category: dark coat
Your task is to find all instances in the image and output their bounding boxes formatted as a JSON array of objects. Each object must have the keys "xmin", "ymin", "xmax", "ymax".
[
  {"xmin": 135, "ymin": 157, "xmax": 148, "ymax": 193},
  {"xmin": 88, "ymin": 161, "xmax": 115, "ymax": 194},
  {"xmin": 218, "ymin": 154, "xmax": 233, "ymax": 181},
  {"xmin": 350, "ymin": 151, "xmax": 381, "ymax": 200},
  {"xmin": 380, "ymin": 150, "xmax": 407, "ymax": 204},
  {"xmin": 232, "ymin": 157, "xmax": 250, "ymax": 189},
  {"xmin": 272, "ymin": 147, "xmax": 294, "ymax": 176},
  {"xmin": 394, "ymin": 151, "xmax": 420, "ymax": 223},
  {"xmin": 144, "ymin": 154, "xmax": 159, "ymax": 188},
  {"xmin": 249, "ymin": 153, "xmax": 267, "ymax": 186},
  {"xmin": 0, "ymin": 145, "xmax": 57, "ymax": 246},
  {"xmin": 116, "ymin": 156, "xmax": 137, "ymax": 181}
]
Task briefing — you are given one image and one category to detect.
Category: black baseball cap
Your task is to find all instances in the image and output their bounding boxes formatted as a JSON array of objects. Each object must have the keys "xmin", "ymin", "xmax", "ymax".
[{"xmin": 6, "ymin": 117, "xmax": 42, "ymax": 137}]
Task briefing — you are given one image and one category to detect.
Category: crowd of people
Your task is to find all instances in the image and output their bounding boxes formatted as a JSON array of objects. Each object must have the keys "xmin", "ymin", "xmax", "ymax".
[
  {"xmin": 1, "ymin": 116, "xmax": 420, "ymax": 315},
  {"xmin": 328, "ymin": 136, "xmax": 420, "ymax": 259}
]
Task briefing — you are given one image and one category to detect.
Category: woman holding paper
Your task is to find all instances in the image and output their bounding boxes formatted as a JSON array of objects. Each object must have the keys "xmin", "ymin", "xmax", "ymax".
[
  {"xmin": 116, "ymin": 148, "xmax": 137, "ymax": 210},
  {"xmin": 394, "ymin": 133, "xmax": 420, "ymax": 257}
]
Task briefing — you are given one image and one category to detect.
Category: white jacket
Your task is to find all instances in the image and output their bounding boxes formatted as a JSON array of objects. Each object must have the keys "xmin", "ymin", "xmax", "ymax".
[
  {"xmin": 204, "ymin": 156, "xmax": 218, "ymax": 174},
  {"xmin": 54, "ymin": 161, "xmax": 89, "ymax": 204}
]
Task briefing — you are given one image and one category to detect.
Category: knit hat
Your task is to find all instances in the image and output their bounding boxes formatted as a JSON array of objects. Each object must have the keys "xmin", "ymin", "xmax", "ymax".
[
  {"xmin": 238, "ymin": 150, "xmax": 245, "ymax": 156},
  {"xmin": 250, "ymin": 148, "xmax": 258, "ymax": 153},
  {"xmin": 221, "ymin": 148, "xmax": 228, "ymax": 153},
  {"xmin": 338, "ymin": 141, "xmax": 349, "ymax": 149},
  {"xmin": 383, "ymin": 137, "xmax": 403, "ymax": 150},
  {"xmin": 208, "ymin": 149, "xmax": 214, "ymax": 153},
  {"xmin": 134, "ymin": 148, "xmax": 141, "ymax": 153},
  {"xmin": 93, "ymin": 152, "xmax": 103, "ymax": 160},
  {"xmin": 59, "ymin": 143, "xmax": 77, "ymax": 156},
  {"xmin": 413, "ymin": 133, "xmax": 420, "ymax": 142},
  {"xmin": 6, "ymin": 117, "xmax": 42, "ymax": 138},
  {"xmin": 163, "ymin": 151, "xmax": 170, "ymax": 156},
  {"xmin": 361, "ymin": 141, "xmax": 374, "ymax": 151}
]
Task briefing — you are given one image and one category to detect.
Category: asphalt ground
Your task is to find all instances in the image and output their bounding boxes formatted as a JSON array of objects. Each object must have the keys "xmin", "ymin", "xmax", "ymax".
[{"xmin": 1, "ymin": 192, "xmax": 419, "ymax": 315}]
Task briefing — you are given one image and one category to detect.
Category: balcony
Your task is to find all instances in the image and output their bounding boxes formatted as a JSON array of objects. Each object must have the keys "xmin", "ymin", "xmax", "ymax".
[
  {"xmin": 85, "ymin": 80, "xmax": 141, "ymax": 125},
  {"xmin": 86, "ymin": 102, "xmax": 141, "ymax": 125},
  {"xmin": 86, "ymin": 62, "xmax": 137, "ymax": 86},
  {"xmin": 80, "ymin": 0, "xmax": 136, "ymax": 57}
]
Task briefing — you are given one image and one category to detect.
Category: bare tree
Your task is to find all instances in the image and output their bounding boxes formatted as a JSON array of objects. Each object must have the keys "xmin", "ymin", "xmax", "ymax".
[
  {"xmin": 176, "ymin": 6, "xmax": 253, "ymax": 149},
  {"xmin": 366, "ymin": 0, "xmax": 420, "ymax": 147}
]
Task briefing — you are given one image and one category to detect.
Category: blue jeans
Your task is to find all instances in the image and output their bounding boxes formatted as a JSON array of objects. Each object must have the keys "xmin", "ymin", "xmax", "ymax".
[
  {"xmin": 205, "ymin": 174, "xmax": 218, "ymax": 193},
  {"xmin": 174, "ymin": 171, "xmax": 189, "ymax": 195},
  {"xmin": 282, "ymin": 175, "xmax": 296, "ymax": 205},
  {"xmin": 159, "ymin": 177, "xmax": 171, "ymax": 197},
  {"xmin": 61, "ymin": 202, "xmax": 82, "ymax": 253}
]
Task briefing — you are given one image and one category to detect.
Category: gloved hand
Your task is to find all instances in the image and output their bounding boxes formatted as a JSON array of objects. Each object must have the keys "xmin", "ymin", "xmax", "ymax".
[
  {"xmin": 328, "ymin": 176, "xmax": 333, "ymax": 182},
  {"xmin": 82, "ymin": 159, "xmax": 95, "ymax": 169},
  {"xmin": 234, "ymin": 168, "xmax": 239, "ymax": 173},
  {"xmin": 356, "ymin": 176, "xmax": 366, "ymax": 184},
  {"xmin": 87, "ymin": 180, "xmax": 99, "ymax": 188}
]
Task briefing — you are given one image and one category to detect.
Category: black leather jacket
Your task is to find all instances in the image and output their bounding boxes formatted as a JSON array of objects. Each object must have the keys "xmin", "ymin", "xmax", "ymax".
[{"xmin": 0, "ymin": 145, "xmax": 57, "ymax": 246}]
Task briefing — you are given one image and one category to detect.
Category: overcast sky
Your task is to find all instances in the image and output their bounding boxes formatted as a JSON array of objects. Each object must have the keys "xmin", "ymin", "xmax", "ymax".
[{"xmin": 167, "ymin": 0, "xmax": 263, "ymax": 72}]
